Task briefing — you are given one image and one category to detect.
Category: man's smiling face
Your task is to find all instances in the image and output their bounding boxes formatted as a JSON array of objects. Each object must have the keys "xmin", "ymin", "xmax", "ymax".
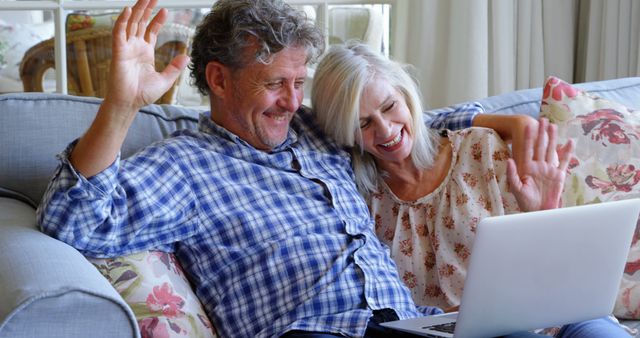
[{"xmin": 214, "ymin": 45, "xmax": 308, "ymax": 151}]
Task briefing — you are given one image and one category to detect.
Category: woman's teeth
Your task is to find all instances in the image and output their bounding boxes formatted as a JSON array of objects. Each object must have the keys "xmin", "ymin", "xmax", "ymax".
[{"xmin": 381, "ymin": 132, "xmax": 402, "ymax": 147}]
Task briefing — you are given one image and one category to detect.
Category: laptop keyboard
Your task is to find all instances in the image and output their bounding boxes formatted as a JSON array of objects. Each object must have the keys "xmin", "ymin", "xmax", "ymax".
[{"xmin": 423, "ymin": 322, "xmax": 456, "ymax": 334}]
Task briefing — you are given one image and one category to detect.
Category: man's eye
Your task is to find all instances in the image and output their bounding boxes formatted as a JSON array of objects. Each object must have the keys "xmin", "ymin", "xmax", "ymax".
[
  {"xmin": 267, "ymin": 82, "xmax": 282, "ymax": 89},
  {"xmin": 294, "ymin": 81, "xmax": 305, "ymax": 89}
]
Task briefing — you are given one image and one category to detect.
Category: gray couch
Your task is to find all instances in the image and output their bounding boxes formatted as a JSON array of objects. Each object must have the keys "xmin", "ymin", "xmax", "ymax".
[{"xmin": 1, "ymin": 76, "xmax": 640, "ymax": 337}]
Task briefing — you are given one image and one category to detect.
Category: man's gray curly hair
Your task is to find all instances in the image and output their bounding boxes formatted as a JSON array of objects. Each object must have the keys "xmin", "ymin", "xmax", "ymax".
[{"xmin": 189, "ymin": 0, "xmax": 325, "ymax": 96}]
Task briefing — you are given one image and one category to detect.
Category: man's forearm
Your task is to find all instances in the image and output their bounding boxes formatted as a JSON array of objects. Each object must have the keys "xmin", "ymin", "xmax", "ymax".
[{"xmin": 69, "ymin": 102, "xmax": 138, "ymax": 177}]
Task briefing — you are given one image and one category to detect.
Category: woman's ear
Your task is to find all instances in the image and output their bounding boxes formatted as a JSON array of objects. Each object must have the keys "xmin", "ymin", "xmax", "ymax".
[{"xmin": 205, "ymin": 61, "xmax": 229, "ymax": 98}]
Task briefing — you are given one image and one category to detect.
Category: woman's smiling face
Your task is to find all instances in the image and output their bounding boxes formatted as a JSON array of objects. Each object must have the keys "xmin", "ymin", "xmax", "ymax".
[{"xmin": 357, "ymin": 77, "xmax": 414, "ymax": 165}]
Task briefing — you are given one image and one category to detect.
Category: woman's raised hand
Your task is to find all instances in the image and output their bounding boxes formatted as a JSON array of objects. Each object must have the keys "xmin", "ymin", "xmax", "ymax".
[{"xmin": 506, "ymin": 118, "xmax": 574, "ymax": 211}]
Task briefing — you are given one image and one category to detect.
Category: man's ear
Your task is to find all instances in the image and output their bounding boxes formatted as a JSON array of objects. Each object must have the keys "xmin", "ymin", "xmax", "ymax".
[{"xmin": 205, "ymin": 61, "xmax": 229, "ymax": 98}]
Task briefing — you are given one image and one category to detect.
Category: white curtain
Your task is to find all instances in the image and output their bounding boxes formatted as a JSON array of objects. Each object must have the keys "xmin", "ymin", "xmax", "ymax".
[
  {"xmin": 393, "ymin": 0, "xmax": 639, "ymax": 110},
  {"xmin": 575, "ymin": 0, "xmax": 640, "ymax": 82}
]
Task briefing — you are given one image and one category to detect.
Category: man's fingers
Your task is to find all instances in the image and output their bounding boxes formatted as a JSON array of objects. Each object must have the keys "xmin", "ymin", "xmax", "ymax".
[
  {"xmin": 113, "ymin": 6, "xmax": 132, "ymax": 46},
  {"xmin": 158, "ymin": 54, "xmax": 190, "ymax": 89},
  {"xmin": 145, "ymin": 7, "xmax": 168, "ymax": 45},
  {"xmin": 127, "ymin": 0, "xmax": 151, "ymax": 38}
]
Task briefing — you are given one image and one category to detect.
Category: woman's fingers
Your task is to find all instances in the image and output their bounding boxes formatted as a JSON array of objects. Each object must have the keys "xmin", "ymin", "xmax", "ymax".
[
  {"xmin": 534, "ymin": 118, "xmax": 549, "ymax": 161},
  {"xmin": 545, "ymin": 122, "xmax": 559, "ymax": 165},
  {"xmin": 557, "ymin": 139, "xmax": 575, "ymax": 172}
]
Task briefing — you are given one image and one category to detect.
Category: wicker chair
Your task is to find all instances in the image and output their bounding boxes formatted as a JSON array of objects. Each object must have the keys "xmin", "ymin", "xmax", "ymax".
[{"xmin": 19, "ymin": 23, "xmax": 193, "ymax": 104}]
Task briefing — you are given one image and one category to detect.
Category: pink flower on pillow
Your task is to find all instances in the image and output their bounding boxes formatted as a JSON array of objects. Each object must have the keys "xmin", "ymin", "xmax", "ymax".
[
  {"xmin": 147, "ymin": 283, "xmax": 186, "ymax": 318},
  {"xmin": 139, "ymin": 317, "xmax": 170, "ymax": 338},
  {"xmin": 543, "ymin": 76, "xmax": 580, "ymax": 101},
  {"xmin": 585, "ymin": 164, "xmax": 640, "ymax": 194},
  {"xmin": 577, "ymin": 109, "xmax": 639, "ymax": 146}
]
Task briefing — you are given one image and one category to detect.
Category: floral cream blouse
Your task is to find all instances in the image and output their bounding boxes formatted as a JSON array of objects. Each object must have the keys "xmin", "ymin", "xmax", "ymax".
[{"xmin": 368, "ymin": 127, "xmax": 520, "ymax": 309}]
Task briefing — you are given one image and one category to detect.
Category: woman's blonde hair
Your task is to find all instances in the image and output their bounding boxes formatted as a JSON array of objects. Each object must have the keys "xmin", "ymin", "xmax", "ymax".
[{"xmin": 311, "ymin": 42, "xmax": 438, "ymax": 195}]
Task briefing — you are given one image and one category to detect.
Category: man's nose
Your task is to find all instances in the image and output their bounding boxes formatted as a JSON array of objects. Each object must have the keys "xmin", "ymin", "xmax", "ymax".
[{"xmin": 278, "ymin": 85, "xmax": 300, "ymax": 112}]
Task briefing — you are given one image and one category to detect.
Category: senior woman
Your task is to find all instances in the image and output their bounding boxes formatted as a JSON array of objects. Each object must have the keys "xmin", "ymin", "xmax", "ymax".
[{"xmin": 311, "ymin": 42, "xmax": 629, "ymax": 338}]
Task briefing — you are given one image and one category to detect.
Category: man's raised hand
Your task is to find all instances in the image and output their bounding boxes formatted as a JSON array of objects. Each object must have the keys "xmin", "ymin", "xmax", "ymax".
[{"xmin": 106, "ymin": 0, "xmax": 190, "ymax": 114}]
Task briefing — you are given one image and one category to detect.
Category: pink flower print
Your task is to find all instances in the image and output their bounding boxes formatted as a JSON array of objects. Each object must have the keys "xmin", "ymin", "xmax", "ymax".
[
  {"xmin": 392, "ymin": 204, "xmax": 400, "ymax": 217},
  {"xmin": 384, "ymin": 227, "xmax": 394, "ymax": 242},
  {"xmin": 621, "ymin": 286, "xmax": 640, "ymax": 319},
  {"xmin": 470, "ymin": 217, "xmax": 479, "ymax": 233},
  {"xmin": 146, "ymin": 283, "xmax": 185, "ymax": 318},
  {"xmin": 568, "ymin": 157, "xmax": 580, "ymax": 171},
  {"xmin": 430, "ymin": 232, "xmax": 440, "ymax": 251},
  {"xmin": 456, "ymin": 193, "xmax": 469, "ymax": 206},
  {"xmin": 442, "ymin": 216, "xmax": 455, "ymax": 229},
  {"xmin": 426, "ymin": 204, "xmax": 436, "ymax": 219},
  {"xmin": 463, "ymin": 173, "xmax": 478, "ymax": 187},
  {"xmin": 374, "ymin": 214, "xmax": 383, "ymax": 232},
  {"xmin": 415, "ymin": 223, "xmax": 428, "ymax": 237},
  {"xmin": 401, "ymin": 213, "xmax": 411, "ymax": 230},
  {"xmin": 399, "ymin": 239, "xmax": 413, "ymax": 257},
  {"xmin": 492, "ymin": 150, "xmax": 510, "ymax": 162},
  {"xmin": 543, "ymin": 77, "xmax": 580, "ymax": 101},
  {"xmin": 139, "ymin": 317, "xmax": 170, "ymax": 338},
  {"xmin": 625, "ymin": 258, "xmax": 640, "ymax": 275},
  {"xmin": 454, "ymin": 243, "xmax": 470, "ymax": 261},
  {"xmin": 471, "ymin": 142, "xmax": 482, "ymax": 161},
  {"xmin": 577, "ymin": 109, "xmax": 638, "ymax": 146},
  {"xmin": 402, "ymin": 271, "xmax": 418, "ymax": 289},
  {"xmin": 439, "ymin": 264, "xmax": 456, "ymax": 277},
  {"xmin": 479, "ymin": 195, "xmax": 493, "ymax": 212},
  {"xmin": 425, "ymin": 251, "xmax": 436, "ymax": 270},
  {"xmin": 484, "ymin": 168, "xmax": 496, "ymax": 182},
  {"xmin": 425, "ymin": 284, "xmax": 444, "ymax": 298},
  {"xmin": 585, "ymin": 164, "xmax": 640, "ymax": 194}
]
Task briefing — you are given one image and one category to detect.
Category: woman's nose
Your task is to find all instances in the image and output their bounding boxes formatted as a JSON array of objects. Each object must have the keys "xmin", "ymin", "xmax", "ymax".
[{"xmin": 372, "ymin": 115, "xmax": 392, "ymax": 137}]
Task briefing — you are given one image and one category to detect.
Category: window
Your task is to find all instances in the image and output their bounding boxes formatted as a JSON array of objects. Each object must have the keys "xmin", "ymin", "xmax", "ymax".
[{"xmin": 0, "ymin": 0, "xmax": 395, "ymax": 107}]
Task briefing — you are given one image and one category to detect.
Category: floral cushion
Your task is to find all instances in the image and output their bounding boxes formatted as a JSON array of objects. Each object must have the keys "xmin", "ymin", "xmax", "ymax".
[
  {"xmin": 89, "ymin": 251, "xmax": 218, "ymax": 338},
  {"xmin": 539, "ymin": 76, "xmax": 640, "ymax": 319}
]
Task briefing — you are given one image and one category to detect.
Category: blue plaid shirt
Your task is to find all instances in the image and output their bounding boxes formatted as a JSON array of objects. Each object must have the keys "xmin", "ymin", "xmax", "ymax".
[{"xmin": 38, "ymin": 104, "xmax": 480, "ymax": 338}]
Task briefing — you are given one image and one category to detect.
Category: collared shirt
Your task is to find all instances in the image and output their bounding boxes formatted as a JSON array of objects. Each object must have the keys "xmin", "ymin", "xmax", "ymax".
[{"xmin": 37, "ymin": 104, "xmax": 480, "ymax": 338}]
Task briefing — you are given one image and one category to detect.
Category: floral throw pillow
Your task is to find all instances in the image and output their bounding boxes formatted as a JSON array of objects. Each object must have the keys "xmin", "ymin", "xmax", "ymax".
[
  {"xmin": 89, "ymin": 251, "xmax": 218, "ymax": 338},
  {"xmin": 539, "ymin": 76, "xmax": 640, "ymax": 319}
]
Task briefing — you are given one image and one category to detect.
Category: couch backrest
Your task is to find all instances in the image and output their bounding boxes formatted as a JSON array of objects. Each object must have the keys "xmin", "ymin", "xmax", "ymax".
[
  {"xmin": 426, "ymin": 77, "xmax": 640, "ymax": 118},
  {"xmin": 0, "ymin": 93, "xmax": 201, "ymax": 208},
  {"xmin": 3, "ymin": 77, "xmax": 640, "ymax": 208}
]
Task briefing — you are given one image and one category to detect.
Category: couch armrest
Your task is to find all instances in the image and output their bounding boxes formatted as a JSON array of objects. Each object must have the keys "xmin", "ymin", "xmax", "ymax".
[{"xmin": 0, "ymin": 198, "xmax": 140, "ymax": 338}]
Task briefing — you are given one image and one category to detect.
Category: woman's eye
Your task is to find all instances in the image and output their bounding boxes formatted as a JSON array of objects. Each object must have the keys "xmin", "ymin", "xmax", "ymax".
[
  {"xmin": 383, "ymin": 101, "xmax": 396, "ymax": 113},
  {"xmin": 359, "ymin": 119, "xmax": 371, "ymax": 129}
]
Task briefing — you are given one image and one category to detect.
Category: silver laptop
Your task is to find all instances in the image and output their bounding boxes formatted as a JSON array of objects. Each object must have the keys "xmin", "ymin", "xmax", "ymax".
[{"xmin": 381, "ymin": 199, "xmax": 640, "ymax": 338}]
